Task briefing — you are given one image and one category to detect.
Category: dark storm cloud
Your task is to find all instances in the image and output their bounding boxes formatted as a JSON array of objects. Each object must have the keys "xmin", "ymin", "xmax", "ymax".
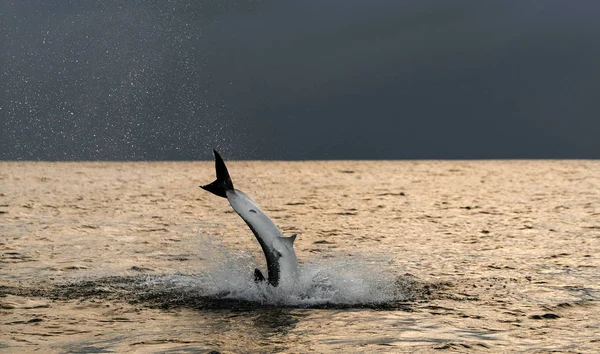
[{"xmin": 1, "ymin": 1, "xmax": 599, "ymax": 160}]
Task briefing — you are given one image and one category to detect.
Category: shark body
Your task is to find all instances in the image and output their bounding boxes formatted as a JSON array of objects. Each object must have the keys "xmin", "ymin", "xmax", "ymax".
[{"xmin": 201, "ymin": 150, "xmax": 299, "ymax": 288}]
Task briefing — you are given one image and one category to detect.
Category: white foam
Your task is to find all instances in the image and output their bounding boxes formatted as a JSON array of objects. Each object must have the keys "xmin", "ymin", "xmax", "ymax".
[{"xmin": 143, "ymin": 234, "xmax": 415, "ymax": 307}]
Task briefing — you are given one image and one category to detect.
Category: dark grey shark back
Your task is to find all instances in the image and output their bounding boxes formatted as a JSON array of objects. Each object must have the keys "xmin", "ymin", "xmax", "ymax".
[
  {"xmin": 201, "ymin": 150, "xmax": 233, "ymax": 198},
  {"xmin": 242, "ymin": 218, "xmax": 283, "ymax": 286}
]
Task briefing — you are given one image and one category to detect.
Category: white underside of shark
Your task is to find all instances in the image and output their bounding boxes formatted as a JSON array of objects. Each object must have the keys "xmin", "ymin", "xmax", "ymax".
[{"xmin": 226, "ymin": 189, "xmax": 299, "ymax": 289}]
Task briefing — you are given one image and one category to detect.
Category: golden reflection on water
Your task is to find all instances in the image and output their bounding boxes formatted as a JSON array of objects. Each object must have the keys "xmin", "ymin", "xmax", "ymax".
[{"xmin": 1, "ymin": 160, "xmax": 599, "ymax": 352}]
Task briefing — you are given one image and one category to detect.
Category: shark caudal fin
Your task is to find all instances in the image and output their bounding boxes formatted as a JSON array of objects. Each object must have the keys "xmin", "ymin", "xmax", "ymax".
[{"xmin": 201, "ymin": 149, "xmax": 234, "ymax": 198}]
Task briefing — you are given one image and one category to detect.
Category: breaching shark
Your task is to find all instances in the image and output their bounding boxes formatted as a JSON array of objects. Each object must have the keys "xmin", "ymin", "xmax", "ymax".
[{"xmin": 201, "ymin": 150, "xmax": 299, "ymax": 289}]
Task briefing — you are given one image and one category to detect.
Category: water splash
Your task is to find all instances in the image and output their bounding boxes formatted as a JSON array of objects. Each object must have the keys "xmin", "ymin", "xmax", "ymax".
[{"xmin": 142, "ymin": 235, "xmax": 420, "ymax": 307}]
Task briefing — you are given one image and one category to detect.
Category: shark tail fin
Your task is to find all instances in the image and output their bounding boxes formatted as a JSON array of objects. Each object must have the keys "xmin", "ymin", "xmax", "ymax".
[{"xmin": 200, "ymin": 149, "xmax": 234, "ymax": 198}]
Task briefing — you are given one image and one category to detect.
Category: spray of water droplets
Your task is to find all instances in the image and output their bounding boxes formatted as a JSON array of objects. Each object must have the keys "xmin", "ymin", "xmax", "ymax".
[{"xmin": 141, "ymin": 234, "xmax": 420, "ymax": 307}]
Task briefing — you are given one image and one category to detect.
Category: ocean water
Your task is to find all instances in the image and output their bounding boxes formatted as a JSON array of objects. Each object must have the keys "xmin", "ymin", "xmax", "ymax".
[{"xmin": 1, "ymin": 160, "xmax": 599, "ymax": 352}]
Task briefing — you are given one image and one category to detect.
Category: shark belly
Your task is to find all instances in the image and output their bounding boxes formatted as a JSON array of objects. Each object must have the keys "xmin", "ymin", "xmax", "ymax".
[{"xmin": 226, "ymin": 189, "xmax": 299, "ymax": 288}]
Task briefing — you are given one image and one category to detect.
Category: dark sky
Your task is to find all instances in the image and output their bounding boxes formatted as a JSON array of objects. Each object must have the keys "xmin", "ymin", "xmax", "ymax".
[{"xmin": 2, "ymin": 1, "xmax": 600, "ymax": 160}]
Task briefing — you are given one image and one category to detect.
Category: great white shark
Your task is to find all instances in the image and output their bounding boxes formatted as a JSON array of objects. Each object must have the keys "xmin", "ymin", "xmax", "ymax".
[{"xmin": 201, "ymin": 150, "xmax": 299, "ymax": 289}]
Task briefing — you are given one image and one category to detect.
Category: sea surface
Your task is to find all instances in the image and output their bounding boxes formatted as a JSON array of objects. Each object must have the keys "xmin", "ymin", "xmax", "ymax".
[{"xmin": 1, "ymin": 160, "xmax": 599, "ymax": 353}]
